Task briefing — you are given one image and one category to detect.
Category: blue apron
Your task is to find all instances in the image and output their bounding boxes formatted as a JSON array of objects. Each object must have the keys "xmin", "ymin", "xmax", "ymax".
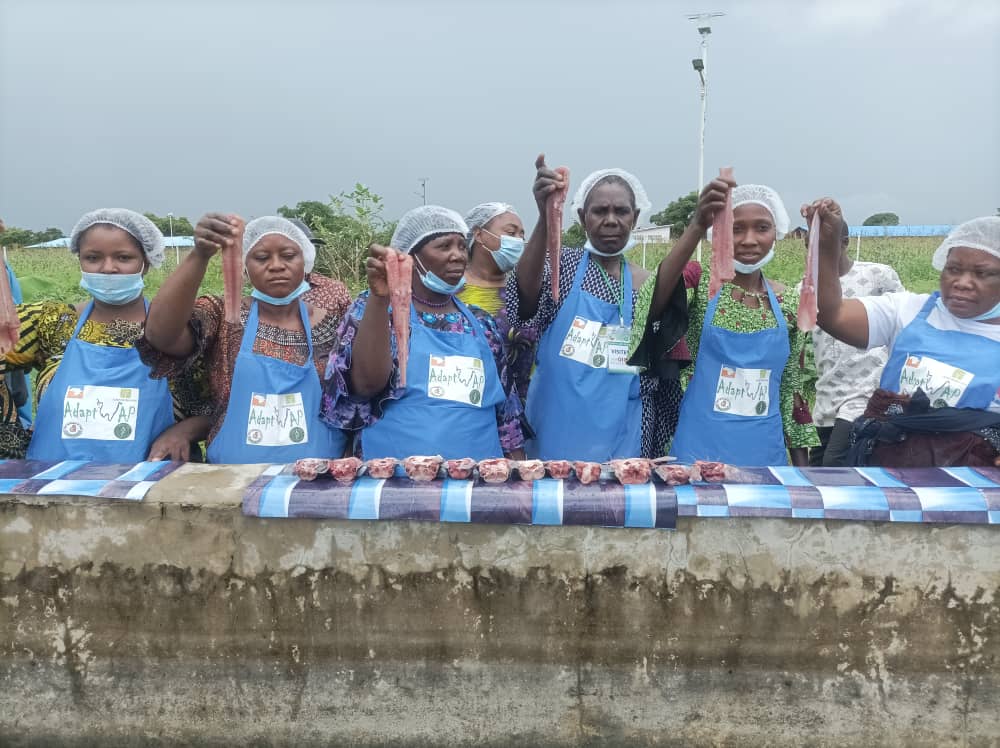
[
  {"xmin": 206, "ymin": 300, "xmax": 346, "ymax": 464},
  {"xmin": 880, "ymin": 292, "xmax": 1000, "ymax": 409},
  {"xmin": 525, "ymin": 253, "xmax": 642, "ymax": 461},
  {"xmin": 27, "ymin": 300, "xmax": 174, "ymax": 462},
  {"xmin": 362, "ymin": 298, "xmax": 505, "ymax": 460},
  {"xmin": 671, "ymin": 283, "xmax": 790, "ymax": 466}
]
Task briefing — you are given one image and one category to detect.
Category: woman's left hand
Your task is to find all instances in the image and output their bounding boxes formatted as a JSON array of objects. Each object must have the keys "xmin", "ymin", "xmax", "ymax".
[{"xmin": 800, "ymin": 198, "xmax": 845, "ymax": 255}]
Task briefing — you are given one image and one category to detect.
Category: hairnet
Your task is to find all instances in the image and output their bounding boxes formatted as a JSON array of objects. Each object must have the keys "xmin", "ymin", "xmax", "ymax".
[
  {"xmin": 731, "ymin": 184, "xmax": 791, "ymax": 239},
  {"xmin": 571, "ymin": 168, "xmax": 652, "ymax": 225},
  {"xmin": 932, "ymin": 216, "xmax": 1000, "ymax": 271},
  {"xmin": 391, "ymin": 205, "xmax": 468, "ymax": 254},
  {"xmin": 243, "ymin": 216, "xmax": 316, "ymax": 273},
  {"xmin": 464, "ymin": 202, "xmax": 519, "ymax": 249},
  {"xmin": 70, "ymin": 209, "xmax": 166, "ymax": 269}
]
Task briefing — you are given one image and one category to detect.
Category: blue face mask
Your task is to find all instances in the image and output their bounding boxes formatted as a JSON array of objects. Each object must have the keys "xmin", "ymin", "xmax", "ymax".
[
  {"xmin": 938, "ymin": 294, "xmax": 1000, "ymax": 322},
  {"xmin": 80, "ymin": 271, "xmax": 145, "ymax": 305},
  {"xmin": 251, "ymin": 279, "xmax": 310, "ymax": 306},
  {"xmin": 414, "ymin": 254, "xmax": 466, "ymax": 295},
  {"xmin": 480, "ymin": 230, "xmax": 525, "ymax": 273},
  {"xmin": 733, "ymin": 246, "xmax": 776, "ymax": 274},
  {"xmin": 585, "ymin": 235, "xmax": 636, "ymax": 257}
]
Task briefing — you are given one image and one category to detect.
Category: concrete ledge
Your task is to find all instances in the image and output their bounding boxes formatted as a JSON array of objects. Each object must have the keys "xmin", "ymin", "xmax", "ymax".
[{"xmin": 1, "ymin": 464, "xmax": 998, "ymax": 746}]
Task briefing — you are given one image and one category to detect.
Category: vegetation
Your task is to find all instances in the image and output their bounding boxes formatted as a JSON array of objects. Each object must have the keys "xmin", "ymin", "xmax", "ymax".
[
  {"xmin": 650, "ymin": 191, "xmax": 698, "ymax": 236},
  {"xmin": 863, "ymin": 212, "xmax": 900, "ymax": 226}
]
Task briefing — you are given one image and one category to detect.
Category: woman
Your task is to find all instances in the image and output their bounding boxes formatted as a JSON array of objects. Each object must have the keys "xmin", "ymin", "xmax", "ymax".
[
  {"xmin": 1, "ymin": 208, "xmax": 210, "ymax": 461},
  {"xmin": 808, "ymin": 205, "xmax": 1000, "ymax": 467},
  {"xmin": 459, "ymin": 202, "xmax": 536, "ymax": 402},
  {"xmin": 140, "ymin": 214, "xmax": 350, "ymax": 463},
  {"xmin": 669, "ymin": 183, "xmax": 819, "ymax": 466},
  {"xmin": 321, "ymin": 205, "xmax": 524, "ymax": 460},
  {"xmin": 508, "ymin": 155, "xmax": 690, "ymax": 461}
]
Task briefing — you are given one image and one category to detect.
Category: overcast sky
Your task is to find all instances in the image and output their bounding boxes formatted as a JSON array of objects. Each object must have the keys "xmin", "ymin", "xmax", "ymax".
[{"xmin": 1, "ymin": 0, "xmax": 997, "ymax": 233}]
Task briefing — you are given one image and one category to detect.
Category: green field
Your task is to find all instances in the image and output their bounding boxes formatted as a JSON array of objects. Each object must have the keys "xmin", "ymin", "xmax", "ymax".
[{"xmin": 3, "ymin": 235, "xmax": 942, "ymax": 304}]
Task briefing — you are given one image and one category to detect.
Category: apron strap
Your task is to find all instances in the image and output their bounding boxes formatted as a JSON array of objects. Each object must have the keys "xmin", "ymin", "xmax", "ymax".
[{"xmin": 918, "ymin": 292, "xmax": 940, "ymax": 321}]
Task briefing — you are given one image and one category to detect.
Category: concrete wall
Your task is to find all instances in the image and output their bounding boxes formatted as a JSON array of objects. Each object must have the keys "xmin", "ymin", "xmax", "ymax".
[{"xmin": 2, "ymin": 463, "xmax": 998, "ymax": 746}]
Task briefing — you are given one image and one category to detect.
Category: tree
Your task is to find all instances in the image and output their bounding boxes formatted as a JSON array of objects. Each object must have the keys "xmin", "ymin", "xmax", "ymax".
[
  {"xmin": 282, "ymin": 184, "xmax": 395, "ymax": 291},
  {"xmin": 143, "ymin": 212, "xmax": 195, "ymax": 236},
  {"xmin": 561, "ymin": 222, "xmax": 586, "ymax": 248},
  {"xmin": 651, "ymin": 191, "xmax": 698, "ymax": 237},
  {"xmin": 862, "ymin": 212, "xmax": 899, "ymax": 227},
  {"xmin": 0, "ymin": 226, "xmax": 64, "ymax": 247}
]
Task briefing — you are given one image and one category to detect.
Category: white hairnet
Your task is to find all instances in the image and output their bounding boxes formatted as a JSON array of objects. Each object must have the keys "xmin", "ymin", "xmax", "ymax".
[
  {"xmin": 731, "ymin": 184, "xmax": 791, "ymax": 239},
  {"xmin": 932, "ymin": 216, "xmax": 1000, "ymax": 270},
  {"xmin": 391, "ymin": 205, "xmax": 468, "ymax": 254},
  {"xmin": 243, "ymin": 216, "xmax": 316, "ymax": 273},
  {"xmin": 464, "ymin": 202, "xmax": 519, "ymax": 249},
  {"xmin": 571, "ymin": 168, "xmax": 652, "ymax": 225},
  {"xmin": 70, "ymin": 209, "xmax": 166, "ymax": 269}
]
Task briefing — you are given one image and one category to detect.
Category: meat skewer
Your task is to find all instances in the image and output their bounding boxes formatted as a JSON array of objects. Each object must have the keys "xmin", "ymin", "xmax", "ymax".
[
  {"xmin": 387, "ymin": 250, "xmax": 413, "ymax": 387},
  {"xmin": 546, "ymin": 166, "xmax": 570, "ymax": 302},
  {"xmin": 222, "ymin": 215, "xmax": 246, "ymax": 324},
  {"xmin": 707, "ymin": 167, "xmax": 735, "ymax": 300},
  {"xmin": 0, "ymin": 257, "xmax": 20, "ymax": 355},
  {"xmin": 798, "ymin": 211, "xmax": 821, "ymax": 331}
]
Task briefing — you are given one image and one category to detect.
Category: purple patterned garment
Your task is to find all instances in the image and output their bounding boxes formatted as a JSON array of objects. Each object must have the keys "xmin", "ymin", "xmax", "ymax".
[{"xmin": 320, "ymin": 291, "xmax": 525, "ymax": 456}]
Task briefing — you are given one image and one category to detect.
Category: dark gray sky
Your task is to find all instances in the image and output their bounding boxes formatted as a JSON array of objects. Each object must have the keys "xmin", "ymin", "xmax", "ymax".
[{"xmin": 2, "ymin": 0, "xmax": 997, "ymax": 233}]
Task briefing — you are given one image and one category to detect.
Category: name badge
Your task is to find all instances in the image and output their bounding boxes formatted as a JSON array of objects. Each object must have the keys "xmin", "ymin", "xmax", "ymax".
[
  {"xmin": 428, "ymin": 355, "xmax": 486, "ymax": 407},
  {"xmin": 559, "ymin": 316, "xmax": 607, "ymax": 368},
  {"xmin": 62, "ymin": 385, "xmax": 140, "ymax": 441},
  {"xmin": 606, "ymin": 325, "xmax": 639, "ymax": 375},
  {"xmin": 899, "ymin": 355, "xmax": 974, "ymax": 408},
  {"xmin": 714, "ymin": 365, "xmax": 772, "ymax": 417},
  {"xmin": 246, "ymin": 392, "xmax": 309, "ymax": 446}
]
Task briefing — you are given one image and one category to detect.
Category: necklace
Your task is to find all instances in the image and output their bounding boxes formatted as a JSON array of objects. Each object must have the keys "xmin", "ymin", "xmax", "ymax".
[{"xmin": 412, "ymin": 293, "xmax": 451, "ymax": 309}]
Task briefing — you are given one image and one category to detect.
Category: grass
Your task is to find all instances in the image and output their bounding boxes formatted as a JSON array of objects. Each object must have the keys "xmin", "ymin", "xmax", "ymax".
[
  {"xmin": 3, "ymin": 235, "xmax": 942, "ymax": 304},
  {"xmin": 627, "ymin": 235, "xmax": 941, "ymax": 294}
]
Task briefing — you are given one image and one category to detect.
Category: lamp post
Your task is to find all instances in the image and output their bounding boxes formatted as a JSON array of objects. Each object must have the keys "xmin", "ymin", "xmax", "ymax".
[
  {"xmin": 687, "ymin": 12, "xmax": 724, "ymax": 262},
  {"xmin": 167, "ymin": 212, "xmax": 177, "ymax": 266},
  {"xmin": 416, "ymin": 178, "xmax": 428, "ymax": 206}
]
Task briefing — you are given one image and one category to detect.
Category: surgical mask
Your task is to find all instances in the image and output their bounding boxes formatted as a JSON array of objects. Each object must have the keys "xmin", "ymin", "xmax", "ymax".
[
  {"xmin": 733, "ymin": 246, "xmax": 776, "ymax": 274},
  {"xmin": 584, "ymin": 235, "xmax": 636, "ymax": 258},
  {"xmin": 414, "ymin": 254, "xmax": 466, "ymax": 295},
  {"xmin": 80, "ymin": 271, "xmax": 144, "ymax": 305},
  {"xmin": 251, "ymin": 279, "xmax": 310, "ymax": 306},
  {"xmin": 480, "ymin": 230, "xmax": 525, "ymax": 273},
  {"xmin": 937, "ymin": 294, "xmax": 1000, "ymax": 322}
]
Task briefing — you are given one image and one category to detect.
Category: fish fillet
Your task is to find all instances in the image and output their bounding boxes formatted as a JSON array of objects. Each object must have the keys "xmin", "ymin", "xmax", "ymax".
[
  {"xmin": 798, "ymin": 211, "xmax": 821, "ymax": 331},
  {"xmin": 389, "ymin": 251, "xmax": 413, "ymax": 387},
  {"xmin": 222, "ymin": 216, "xmax": 246, "ymax": 324},
  {"xmin": 708, "ymin": 167, "xmax": 735, "ymax": 300},
  {"xmin": 547, "ymin": 167, "xmax": 570, "ymax": 302},
  {"xmin": 0, "ymin": 261, "xmax": 18, "ymax": 355}
]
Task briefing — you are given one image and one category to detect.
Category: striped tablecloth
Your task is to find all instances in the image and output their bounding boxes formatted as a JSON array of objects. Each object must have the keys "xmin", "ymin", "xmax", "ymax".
[
  {"xmin": 242, "ymin": 465, "xmax": 1000, "ymax": 528},
  {"xmin": 0, "ymin": 459, "xmax": 182, "ymax": 500}
]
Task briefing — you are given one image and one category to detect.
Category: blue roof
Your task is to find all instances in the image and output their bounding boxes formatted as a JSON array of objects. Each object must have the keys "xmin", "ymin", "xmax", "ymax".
[{"xmin": 24, "ymin": 238, "xmax": 71, "ymax": 248}]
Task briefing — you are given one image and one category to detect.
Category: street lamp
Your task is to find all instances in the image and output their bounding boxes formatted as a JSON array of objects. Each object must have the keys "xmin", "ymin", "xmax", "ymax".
[
  {"xmin": 687, "ymin": 12, "xmax": 724, "ymax": 262},
  {"xmin": 167, "ymin": 212, "xmax": 177, "ymax": 266},
  {"xmin": 415, "ymin": 178, "xmax": 429, "ymax": 206}
]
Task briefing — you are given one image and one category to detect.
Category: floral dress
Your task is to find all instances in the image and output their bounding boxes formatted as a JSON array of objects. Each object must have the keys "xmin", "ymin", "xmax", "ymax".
[{"xmin": 321, "ymin": 291, "xmax": 525, "ymax": 457}]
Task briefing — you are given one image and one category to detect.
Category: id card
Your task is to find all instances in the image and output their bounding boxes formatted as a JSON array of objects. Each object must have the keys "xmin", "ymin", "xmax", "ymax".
[
  {"xmin": 559, "ymin": 316, "xmax": 607, "ymax": 369},
  {"xmin": 898, "ymin": 355, "xmax": 973, "ymax": 408},
  {"xmin": 606, "ymin": 325, "xmax": 639, "ymax": 375},
  {"xmin": 246, "ymin": 392, "xmax": 309, "ymax": 446},
  {"xmin": 428, "ymin": 355, "xmax": 487, "ymax": 407},
  {"xmin": 62, "ymin": 385, "xmax": 139, "ymax": 441},
  {"xmin": 714, "ymin": 366, "xmax": 771, "ymax": 417}
]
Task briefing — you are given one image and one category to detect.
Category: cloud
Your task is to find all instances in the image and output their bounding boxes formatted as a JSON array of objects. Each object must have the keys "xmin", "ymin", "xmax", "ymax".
[{"xmin": 800, "ymin": 0, "xmax": 1000, "ymax": 35}]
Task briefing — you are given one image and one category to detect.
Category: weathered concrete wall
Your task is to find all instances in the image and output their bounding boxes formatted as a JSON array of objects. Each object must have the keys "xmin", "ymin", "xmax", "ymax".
[{"xmin": 1, "ymin": 463, "xmax": 998, "ymax": 746}]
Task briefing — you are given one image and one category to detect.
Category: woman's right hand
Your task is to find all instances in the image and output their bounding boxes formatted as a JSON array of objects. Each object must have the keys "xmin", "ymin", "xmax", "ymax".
[
  {"xmin": 366, "ymin": 243, "xmax": 394, "ymax": 298},
  {"xmin": 693, "ymin": 176, "xmax": 737, "ymax": 231},
  {"xmin": 532, "ymin": 153, "xmax": 568, "ymax": 214},
  {"xmin": 801, "ymin": 198, "xmax": 845, "ymax": 255},
  {"xmin": 193, "ymin": 212, "xmax": 240, "ymax": 260}
]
